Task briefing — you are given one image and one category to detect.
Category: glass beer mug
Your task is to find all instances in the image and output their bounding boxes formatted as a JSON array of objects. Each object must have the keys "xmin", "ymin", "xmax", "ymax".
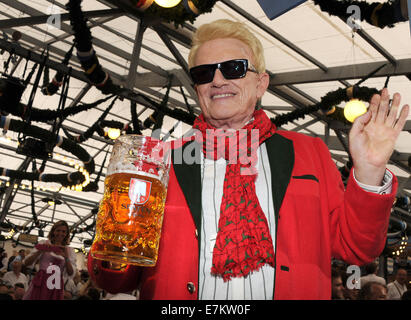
[{"xmin": 91, "ymin": 135, "xmax": 171, "ymax": 266}]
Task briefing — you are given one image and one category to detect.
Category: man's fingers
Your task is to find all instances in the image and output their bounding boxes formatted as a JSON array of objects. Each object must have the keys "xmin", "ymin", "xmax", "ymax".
[
  {"xmin": 386, "ymin": 92, "xmax": 401, "ymax": 127},
  {"xmin": 376, "ymin": 88, "xmax": 390, "ymax": 123},
  {"xmin": 394, "ymin": 104, "xmax": 410, "ymax": 133},
  {"xmin": 369, "ymin": 93, "xmax": 380, "ymax": 122}
]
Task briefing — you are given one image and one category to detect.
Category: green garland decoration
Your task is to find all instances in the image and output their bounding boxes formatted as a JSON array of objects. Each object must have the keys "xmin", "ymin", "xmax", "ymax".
[
  {"xmin": 313, "ymin": 0, "xmax": 409, "ymax": 29},
  {"xmin": 0, "ymin": 75, "xmax": 116, "ymax": 122},
  {"xmin": 272, "ymin": 85, "xmax": 379, "ymax": 127},
  {"xmin": 130, "ymin": 0, "xmax": 218, "ymax": 27},
  {"xmin": 0, "ymin": 116, "xmax": 95, "ymax": 188}
]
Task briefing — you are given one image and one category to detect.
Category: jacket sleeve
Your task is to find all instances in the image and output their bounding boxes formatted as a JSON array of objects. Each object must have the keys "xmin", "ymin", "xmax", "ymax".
[{"xmin": 315, "ymin": 137, "xmax": 397, "ymax": 266}]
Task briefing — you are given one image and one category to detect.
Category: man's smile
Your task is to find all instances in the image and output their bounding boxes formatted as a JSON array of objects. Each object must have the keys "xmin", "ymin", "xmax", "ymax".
[{"xmin": 211, "ymin": 93, "xmax": 236, "ymax": 99}]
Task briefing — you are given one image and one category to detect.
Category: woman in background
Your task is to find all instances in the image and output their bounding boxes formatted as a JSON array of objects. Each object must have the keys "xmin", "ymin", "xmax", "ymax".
[{"xmin": 23, "ymin": 220, "xmax": 76, "ymax": 300}]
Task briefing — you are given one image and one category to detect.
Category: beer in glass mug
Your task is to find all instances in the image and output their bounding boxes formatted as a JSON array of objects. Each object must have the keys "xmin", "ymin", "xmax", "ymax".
[{"xmin": 91, "ymin": 135, "xmax": 170, "ymax": 266}]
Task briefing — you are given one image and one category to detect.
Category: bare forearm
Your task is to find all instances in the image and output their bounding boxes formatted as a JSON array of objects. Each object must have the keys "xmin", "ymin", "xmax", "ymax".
[
  {"xmin": 24, "ymin": 251, "xmax": 42, "ymax": 266},
  {"xmin": 65, "ymin": 258, "xmax": 74, "ymax": 276}
]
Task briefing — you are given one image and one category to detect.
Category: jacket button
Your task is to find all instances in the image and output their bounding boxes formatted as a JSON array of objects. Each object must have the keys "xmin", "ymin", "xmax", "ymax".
[
  {"xmin": 195, "ymin": 229, "xmax": 198, "ymax": 238},
  {"xmin": 187, "ymin": 282, "xmax": 196, "ymax": 294}
]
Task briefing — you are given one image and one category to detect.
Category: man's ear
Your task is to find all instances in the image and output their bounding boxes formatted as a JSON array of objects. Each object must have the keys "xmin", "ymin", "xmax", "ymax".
[{"xmin": 256, "ymin": 72, "xmax": 269, "ymax": 99}]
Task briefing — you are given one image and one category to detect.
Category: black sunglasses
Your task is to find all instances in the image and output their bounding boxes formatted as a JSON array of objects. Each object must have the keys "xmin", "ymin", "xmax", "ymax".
[{"xmin": 189, "ymin": 59, "xmax": 257, "ymax": 85}]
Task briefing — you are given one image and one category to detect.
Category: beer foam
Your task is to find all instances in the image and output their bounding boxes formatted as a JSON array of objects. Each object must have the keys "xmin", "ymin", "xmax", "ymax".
[{"xmin": 108, "ymin": 169, "xmax": 161, "ymax": 182}]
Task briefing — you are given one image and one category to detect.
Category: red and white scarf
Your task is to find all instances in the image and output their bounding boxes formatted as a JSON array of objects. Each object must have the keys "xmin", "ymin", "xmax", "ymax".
[{"xmin": 192, "ymin": 110, "xmax": 277, "ymax": 281}]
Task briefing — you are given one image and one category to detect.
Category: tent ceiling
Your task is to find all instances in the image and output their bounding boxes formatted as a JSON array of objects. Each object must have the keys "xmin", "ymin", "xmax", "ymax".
[{"xmin": 0, "ymin": 0, "xmax": 410, "ymax": 249}]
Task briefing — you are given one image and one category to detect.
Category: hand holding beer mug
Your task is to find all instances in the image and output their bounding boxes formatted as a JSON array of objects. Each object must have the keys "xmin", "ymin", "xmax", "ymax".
[{"xmin": 91, "ymin": 135, "xmax": 170, "ymax": 266}]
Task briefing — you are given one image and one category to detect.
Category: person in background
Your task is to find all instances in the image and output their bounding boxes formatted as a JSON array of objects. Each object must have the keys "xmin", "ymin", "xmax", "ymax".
[
  {"xmin": 2, "ymin": 260, "xmax": 28, "ymax": 290},
  {"xmin": 13, "ymin": 249, "xmax": 26, "ymax": 263},
  {"xmin": 8, "ymin": 249, "xmax": 26, "ymax": 274},
  {"xmin": 387, "ymin": 268, "xmax": 408, "ymax": 300},
  {"xmin": 13, "ymin": 282, "xmax": 25, "ymax": 300},
  {"xmin": 0, "ymin": 248, "xmax": 7, "ymax": 275},
  {"xmin": 23, "ymin": 220, "xmax": 76, "ymax": 300},
  {"xmin": 64, "ymin": 271, "xmax": 80, "ymax": 300},
  {"xmin": 360, "ymin": 261, "xmax": 386, "ymax": 287},
  {"xmin": 76, "ymin": 278, "xmax": 102, "ymax": 300},
  {"xmin": 357, "ymin": 281, "xmax": 387, "ymax": 300},
  {"xmin": 86, "ymin": 287, "xmax": 101, "ymax": 300},
  {"xmin": 6, "ymin": 252, "xmax": 16, "ymax": 272},
  {"xmin": 104, "ymin": 289, "xmax": 137, "ymax": 300},
  {"xmin": 331, "ymin": 268, "xmax": 345, "ymax": 300},
  {"xmin": 0, "ymin": 281, "xmax": 13, "ymax": 300}
]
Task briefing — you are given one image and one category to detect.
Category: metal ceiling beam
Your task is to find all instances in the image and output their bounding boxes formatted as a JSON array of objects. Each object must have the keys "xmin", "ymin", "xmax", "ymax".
[
  {"xmin": 356, "ymin": 29, "xmax": 397, "ymax": 66},
  {"xmin": 154, "ymin": 26, "xmax": 190, "ymax": 75},
  {"xmin": 132, "ymin": 72, "xmax": 182, "ymax": 87},
  {"xmin": 269, "ymin": 59, "xmax": 411, "ymax": 86},
  {"xmin": 0, "ymin": 157, "xmax": 32, "ymax": 223},
  {"xmin": 291, "ymin": 118, "xmax": 321, "ymax": 132},
  {"xmin": 262, "ymin": 106, "xmax": 295, "ymax": 111},
  {"xmin": 150, "ymin": 22, "xmax": 193, "ymax": 49},
  {"xmin": 17, "ymin": 204, "xmax": 50, "ymax": 232},
  {"xmin": 136, "ymin": 86, "xmax": 196, "ymax": 112},
  {"xmin": 112, "ymin": 55, "xmax": 411, "ymax": 88},
  {"xmin": 8, "ymin": 186, "xmax": 99, "ymax": 211},
  {"xmin": 126, "ymin": 21, "xmax": 147, "ymax": 89},
  {"xmin": 0, "ymin": 8, "xmax": 123, "ymax": 29},
  {"xmin": 96, "ymin": 21, "xmax": 179, "ymax": 66},
  {"xmin": 7, "ymin": 199, "xmax": 42, "ymax": 216},
  {"xmin": 70, "ymin": 210, "xmax": 96, "ymax": 231}
]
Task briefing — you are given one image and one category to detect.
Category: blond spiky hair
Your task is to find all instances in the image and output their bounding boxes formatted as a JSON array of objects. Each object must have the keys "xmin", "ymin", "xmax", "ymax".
[{"xmin": 188, "ymin": 19, "xmax": 266, "ymax": 73}]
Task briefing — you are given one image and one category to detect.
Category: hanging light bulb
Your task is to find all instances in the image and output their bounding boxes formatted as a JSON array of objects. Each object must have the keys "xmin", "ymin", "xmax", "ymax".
[
  {"xmin": 154, "ymin": 0, "xmax": 182, "ymax": 8},
  {"xmin": 344, "ymin": 99, "xmax": 367, "ymax": 123},
  {"xmin": 107, "ymin": 128, "xmax": 121, "ymax": 140}
]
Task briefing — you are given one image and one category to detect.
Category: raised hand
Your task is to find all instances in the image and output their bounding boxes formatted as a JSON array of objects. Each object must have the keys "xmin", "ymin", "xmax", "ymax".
[{"xmin": 349, "ymin": 88, "xmax": 409, "ymax": 186}]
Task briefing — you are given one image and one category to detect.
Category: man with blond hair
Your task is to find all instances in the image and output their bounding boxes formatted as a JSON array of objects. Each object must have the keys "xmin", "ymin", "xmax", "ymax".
[{"xmin": 90, "ymin": 19, "xmax": 409, "ymax": 300}]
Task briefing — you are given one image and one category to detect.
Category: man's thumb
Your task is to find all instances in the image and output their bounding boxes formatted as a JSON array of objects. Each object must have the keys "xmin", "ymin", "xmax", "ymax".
[{"xmin": 350, "ymin": 110, "xmax": 371, "ymax": 136}]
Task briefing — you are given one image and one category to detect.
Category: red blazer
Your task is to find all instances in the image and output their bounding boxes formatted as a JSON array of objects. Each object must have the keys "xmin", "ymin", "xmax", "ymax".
[{"xmin": 92, "ymin": 131, "xmax": 397, "ymax": 300}]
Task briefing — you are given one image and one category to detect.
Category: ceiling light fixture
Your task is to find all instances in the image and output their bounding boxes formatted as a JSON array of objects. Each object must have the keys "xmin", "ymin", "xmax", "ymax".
[
  {"xmin": 154, "ymin": 0, "xmax": 182, "ymax": 8},
  {"xmin": 344, "ymin": 99, "xmax": 367, "ymax": 123},
  {"xmin": 107, "ymin": 127, "xmax": 121, "ymax": 140},
  {"xmin": 41, "ymin": 197, "xmax": 62, "ymax": 206}
]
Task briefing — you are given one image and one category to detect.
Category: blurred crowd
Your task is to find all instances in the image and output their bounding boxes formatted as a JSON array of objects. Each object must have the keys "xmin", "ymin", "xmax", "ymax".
[
  {"xmin": 1, "ymin": 246, "xmax": 410, "ymax": 300},
  {"xmin": 332, "ymin": 260, "xmax": 411, "ymax": 300},
  {"xmin": 0, "ymin": 247, "xmax": 138, "ymax": 300}
]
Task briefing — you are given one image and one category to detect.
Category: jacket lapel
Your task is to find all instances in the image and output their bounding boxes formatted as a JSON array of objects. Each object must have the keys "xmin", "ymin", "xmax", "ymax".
[
  {"xmin": 172, "ymin": 134, "xmax": 294, "ymax": 244},
  {"xmin": 265, "ymin": 133, "xmax": 295, "ymax": 221},
  {"xmin": 172, "ymin": 140, "xmax": 202, "ymax": 245}
]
